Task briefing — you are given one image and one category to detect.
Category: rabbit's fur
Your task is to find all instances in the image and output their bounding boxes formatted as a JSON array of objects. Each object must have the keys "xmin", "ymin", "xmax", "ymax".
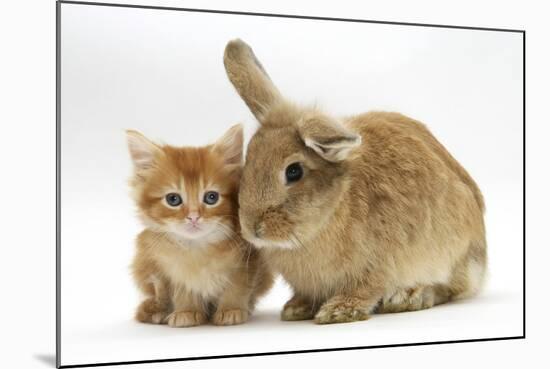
[{"xmin": 224, "ymin": 39, "xmax": 487, "ymax": 324}]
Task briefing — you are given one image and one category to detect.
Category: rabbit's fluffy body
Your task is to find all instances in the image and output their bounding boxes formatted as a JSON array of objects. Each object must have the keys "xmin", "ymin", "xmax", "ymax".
[{"xmin": 224, "ymin": 40, "xmax": 487, "ymax": 324}]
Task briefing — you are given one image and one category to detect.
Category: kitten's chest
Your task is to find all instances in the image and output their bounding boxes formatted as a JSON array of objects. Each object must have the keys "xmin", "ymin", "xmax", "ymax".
[{"xmin": 156, "ymin": 246, "xmax": 235, "ymax": 299}]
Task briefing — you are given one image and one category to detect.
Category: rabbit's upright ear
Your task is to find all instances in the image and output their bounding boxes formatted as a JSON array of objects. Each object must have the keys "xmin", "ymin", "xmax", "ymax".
[
  {"xmin": 224, "ymin": 39, "xmax": 282, "ymax": 121},
  {"xmin": 298, "ymin": 116, "xmax": 362, "ymax": 162}
]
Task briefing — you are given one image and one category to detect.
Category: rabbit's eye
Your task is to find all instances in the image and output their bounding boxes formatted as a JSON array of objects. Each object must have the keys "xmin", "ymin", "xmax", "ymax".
[
  {"xmin": 165, "ymin": 193, "xmax": 183, "ymax": 207},
  {"xmin": 285, "ymin": 162, "xmax": 303, "ymax": 184}
]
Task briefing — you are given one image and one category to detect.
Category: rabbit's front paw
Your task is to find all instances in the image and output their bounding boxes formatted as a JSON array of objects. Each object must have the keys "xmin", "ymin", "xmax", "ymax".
[
  {"xmin": 212, "ymin": 308, "xmax": 249, "ymax": 326},
  {"xmin": 166, "ymin": 311, "xmax": 207, "ymax": 327},
  {"xmin": 314, "ymin": 296, "xmax": 371, "ymax": 324},
  {"xmin": 281, "ymin": 295, "xmax": 317, "ymax": 321},
  {"xmin": 135, "ymin": 298, "xmax": 170, "ymax": 324},
  {"xmin": 281, "ymin": 305, "xmax": 316, "ymax": 321},
  {"xmin": 281, "ymin": 304, "xmax": 315, "ymax": 321}
]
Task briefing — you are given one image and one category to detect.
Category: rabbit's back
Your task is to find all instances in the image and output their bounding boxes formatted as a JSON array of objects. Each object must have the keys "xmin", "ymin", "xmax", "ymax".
[{"xmin": 347, "ymin": 111, "xmax": 484, "ymax": 213}]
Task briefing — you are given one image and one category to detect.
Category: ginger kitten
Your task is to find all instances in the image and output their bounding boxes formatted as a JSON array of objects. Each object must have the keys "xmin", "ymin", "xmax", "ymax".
[{"xmin": 126, "ymin": 124, "xmax": 273, "ymax": 327}]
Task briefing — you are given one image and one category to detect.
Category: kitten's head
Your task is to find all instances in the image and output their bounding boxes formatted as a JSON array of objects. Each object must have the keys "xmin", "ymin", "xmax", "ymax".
[{"xmin": 126, "ymin": 125, "xmax": 243, "ymax": 246}]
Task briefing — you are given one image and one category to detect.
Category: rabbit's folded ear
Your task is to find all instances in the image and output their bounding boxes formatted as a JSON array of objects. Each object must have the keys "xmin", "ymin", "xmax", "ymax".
[
  {"xmin": 212, "ymin": 123, "xmax": 244, "ymax": 167},
  {"xmin": 126, "ymin": 130, "xmax": 163, "ymax": 170},
  {"xmin": 298, "ymin": 116, "xmax": 362, "ymax": 162},
  {"xmin": 224, "ymin": 39, "xmax": 282, "ymax": 121}
]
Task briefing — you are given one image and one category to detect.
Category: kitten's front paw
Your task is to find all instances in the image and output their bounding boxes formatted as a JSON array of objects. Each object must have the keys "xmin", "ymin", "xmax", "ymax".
[
  {"xmin": 166, "ymin": 311, "xmax": 207, "ymax": 328},
  {"xmin": 212, "ymin": 308, "xmax": 249, "ymax": 326},
  {"xmin": 135, "ymin": 298, "xmax": 169, "ymax": 324},
  {"xmin": 314, "ymin": 297, "xmax": 371, "ymax": 324}
]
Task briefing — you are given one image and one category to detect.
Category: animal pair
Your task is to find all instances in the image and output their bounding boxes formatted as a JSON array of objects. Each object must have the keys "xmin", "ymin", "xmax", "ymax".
[{"xmin": 128, "ymin": 39, "xmax": 487, "ymax": 327}]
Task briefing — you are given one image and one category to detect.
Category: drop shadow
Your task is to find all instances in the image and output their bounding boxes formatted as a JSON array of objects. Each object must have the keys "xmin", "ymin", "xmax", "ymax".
[{"xmin": 33, "ymin": 353, "xmax": 56, "ymax": 367}]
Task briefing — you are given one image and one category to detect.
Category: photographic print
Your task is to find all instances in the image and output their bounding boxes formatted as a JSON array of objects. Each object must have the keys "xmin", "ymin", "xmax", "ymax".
[{"xmin": 57, "ymin": 1, "xmax": 524, "ymax": 367}]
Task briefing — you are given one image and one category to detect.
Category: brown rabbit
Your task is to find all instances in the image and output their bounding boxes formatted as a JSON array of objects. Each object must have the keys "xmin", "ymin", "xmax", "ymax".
[{"xmin": 223, "ymin": 39, "xmax": 487, "ymax": 324}]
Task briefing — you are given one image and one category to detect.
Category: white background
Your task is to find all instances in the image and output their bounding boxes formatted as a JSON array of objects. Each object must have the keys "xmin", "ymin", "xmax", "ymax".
[
  {"xmin": 0, "ymin": 0, "xmax": 548, "ymax": 369},
  {"xmin": 59, "ymin": 2, "xmax": 523, "ymax": 366}
]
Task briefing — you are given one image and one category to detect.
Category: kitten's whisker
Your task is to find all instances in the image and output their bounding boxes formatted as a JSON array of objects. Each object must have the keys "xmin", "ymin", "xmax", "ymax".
[
  {"xmin": 244, "ymin": 241, "xmax": 253, "ymax": 272},
  {"xmin": 289, "ymin": 231, "xmax": 314, "ymax": 259},
  {"xmin": 213, "ymin": 221, "xmax": 255, "ymax": 274},
  {"xmin": 212, "ymin": 220, "xmax": 240, "ymax": 241},
  {"xmin": 211, "ymin": 221, "xmax": 246, "ymax": 256},
  {"xmin": 146, "ymin": 231, "xmax": 169, "ymax": 250}
]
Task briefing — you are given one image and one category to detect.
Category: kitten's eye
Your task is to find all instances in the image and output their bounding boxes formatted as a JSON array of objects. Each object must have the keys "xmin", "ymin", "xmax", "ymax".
[
  {"xmin": 203, "ymin": 191, "xmax": 219, "ymax": 205},
  {"xmin": 285, "ymin": 162, "xmax": 303, "ymax": 184},
  {"xmin": 165, "ymin": 193, "xmax": 182, "ymax": 207}
]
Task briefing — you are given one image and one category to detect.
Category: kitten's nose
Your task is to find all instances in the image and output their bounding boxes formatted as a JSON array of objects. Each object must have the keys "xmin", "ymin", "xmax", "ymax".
[{"xmin": 186, "ymin": 213, "xmax": 201, "ymax": 224}]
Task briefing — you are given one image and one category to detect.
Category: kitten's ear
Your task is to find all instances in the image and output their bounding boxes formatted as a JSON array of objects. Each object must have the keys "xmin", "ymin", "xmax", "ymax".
[
  {"xmin": 298, "ymin": 115, "xmax": 361, "ymax": 162},
  {"xmin": 126, "ymin": 130, "xmax": 162, "ymax": 170},
  {"xmin": 212, "ymin": 124, "xmax": 244, "ymax": 167}
]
